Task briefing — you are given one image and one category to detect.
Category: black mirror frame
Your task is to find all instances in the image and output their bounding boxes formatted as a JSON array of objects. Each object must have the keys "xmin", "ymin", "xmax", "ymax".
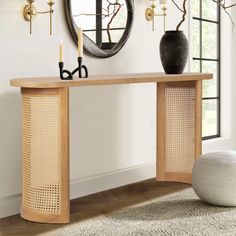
[{"xmin": 64, "ymin": 0, "xmax": 134, "ymax": 58}]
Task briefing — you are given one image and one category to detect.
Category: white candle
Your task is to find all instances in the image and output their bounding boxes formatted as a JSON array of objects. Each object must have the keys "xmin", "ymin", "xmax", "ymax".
[
  {"xmin": 59, "ymin": 40, "xmax": 63, "ymax": 62},
  {"xmin": 159, "ymin": 0, "xmax": 167, "ymax": 4},
  {"xmin": 78, "ymin": 27, "xmax": 83, "ymax": 57}
]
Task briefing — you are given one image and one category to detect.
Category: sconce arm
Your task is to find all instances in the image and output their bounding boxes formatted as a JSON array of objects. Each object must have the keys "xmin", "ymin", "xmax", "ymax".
[{"xmin": 37, "ymin": 10, "xmax": 54, "ymax": 14}]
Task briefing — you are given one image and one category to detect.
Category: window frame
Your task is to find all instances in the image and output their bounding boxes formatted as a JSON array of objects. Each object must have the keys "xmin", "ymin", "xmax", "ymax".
[{"xmin": 191, "ymin": 1, "xmax": 221, "ymax": 140}]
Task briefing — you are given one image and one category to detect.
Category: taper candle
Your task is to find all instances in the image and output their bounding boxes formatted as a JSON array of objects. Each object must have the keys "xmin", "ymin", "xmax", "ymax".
[
  {"xmin": 59, "ymin": 40, "xmax": 63, "ymax": 62},
  {"xmin": 78, "ymin": 27, "xmax": 83, "ymax": 57},
  {"xmin": 159, "ymin": 0, "xmax": 167, "ymax": 4}
]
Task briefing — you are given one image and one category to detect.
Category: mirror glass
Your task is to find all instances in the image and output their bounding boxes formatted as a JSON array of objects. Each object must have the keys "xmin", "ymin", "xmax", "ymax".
[
  {"xmin": 72, "ymin": 0, "xmax": 127, "ymax": 49},
  {"xmin": 64, "ymin": 0, "xmax": 134, "ymax": 58}
]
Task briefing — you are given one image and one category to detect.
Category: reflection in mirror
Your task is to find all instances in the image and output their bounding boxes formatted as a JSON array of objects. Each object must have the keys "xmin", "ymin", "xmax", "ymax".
[
  {"xmin": 71, "ymin": 0, "xmax": 127, "ymax": 50},
  {"xmin": 64, "ymin": 0, "xmax": 134, "ymax": 58}
]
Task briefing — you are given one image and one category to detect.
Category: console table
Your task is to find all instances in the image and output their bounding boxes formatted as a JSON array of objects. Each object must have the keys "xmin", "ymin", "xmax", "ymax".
[{"xmin": 10, "ymin": 73, "xmax": 212, "ymax": 224}]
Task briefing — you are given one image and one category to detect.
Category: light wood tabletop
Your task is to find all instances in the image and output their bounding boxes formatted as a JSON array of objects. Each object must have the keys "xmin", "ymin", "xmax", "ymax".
[{"xmin": 10, "ymin": 72, "xmax": 212, "ymax": 88}]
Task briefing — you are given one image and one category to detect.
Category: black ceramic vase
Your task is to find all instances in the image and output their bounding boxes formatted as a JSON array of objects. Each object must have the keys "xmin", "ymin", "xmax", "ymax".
[{"xmin": 160, "ymin": 31, "xmax": 189, "ymax": 74}]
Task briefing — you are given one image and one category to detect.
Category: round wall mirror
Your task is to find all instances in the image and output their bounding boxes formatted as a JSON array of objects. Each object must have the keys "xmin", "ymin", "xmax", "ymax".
[{"xmin": 64, "ymin": 0, "xmax": 134, "ymax": 58}]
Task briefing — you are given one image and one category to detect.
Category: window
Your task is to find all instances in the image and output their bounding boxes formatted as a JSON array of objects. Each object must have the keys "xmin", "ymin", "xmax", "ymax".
[{"xmin": 191, "ymin": 0, "xmax": 221, "ymax": 140}]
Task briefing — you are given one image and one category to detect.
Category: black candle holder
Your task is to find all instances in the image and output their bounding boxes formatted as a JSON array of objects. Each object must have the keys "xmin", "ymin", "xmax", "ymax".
[{"xmin": 59, "ymin": 57, "xmax": 88, "ymax": 80}]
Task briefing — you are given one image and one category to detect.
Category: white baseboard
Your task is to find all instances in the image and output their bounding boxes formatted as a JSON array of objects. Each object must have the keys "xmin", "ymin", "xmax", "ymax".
[
  {"xmin": 0, "ymin": 162, "xmax": 156, "ymax": 219},
  {"xmin": 70, "ymin": 161, "xmax": 156, "ymax": 199},
  {"xmin": 0, "ymin": 193, "xmax": 21, "ymax": 219}
]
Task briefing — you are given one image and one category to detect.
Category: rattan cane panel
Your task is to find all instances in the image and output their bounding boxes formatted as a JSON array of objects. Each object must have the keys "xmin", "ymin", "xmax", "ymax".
[
  {"xmin": 22, "ymin": 95, "xmax": 61, "ymax": 214},
  {"xmin": 165, "ymin": 87, "xmax": 195, "ymax": 173}
]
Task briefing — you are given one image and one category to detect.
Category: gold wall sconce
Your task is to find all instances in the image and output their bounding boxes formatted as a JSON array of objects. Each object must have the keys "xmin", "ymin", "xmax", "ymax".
[
  {"xmin": 23, "ymin": 0, "xmax": 55, "ymax": 35},
  {"xmin": 145, "ymin": 0, "xmax": 168, "ymax": 32}
]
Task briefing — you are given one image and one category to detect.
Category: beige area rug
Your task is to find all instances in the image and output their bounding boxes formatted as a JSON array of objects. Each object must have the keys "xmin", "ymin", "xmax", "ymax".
[{"xmin": 61, "ymin": 188, "xmax": 236, "ymax": 236}]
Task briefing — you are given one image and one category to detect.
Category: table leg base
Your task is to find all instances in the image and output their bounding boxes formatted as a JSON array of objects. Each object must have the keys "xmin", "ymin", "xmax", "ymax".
[
  {"xmin": 21, "ymin": 207, "xmax": 70, "ymax": 224},
  {"xmin": 156, "ymin": 173, "xmax": 192, "ymax": 184}
]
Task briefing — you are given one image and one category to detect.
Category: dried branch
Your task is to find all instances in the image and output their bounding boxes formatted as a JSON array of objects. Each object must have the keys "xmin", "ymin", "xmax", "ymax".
[
  {"xmin": 172, "ymin": 0, "xmax": 188, "ymax": 31},
  {"xmin": 212, "ymin": 0, "xmax": 236, "ymax": 9},
  {"xmin": 212, "ymin": 0, "xmax": 236, "ymax": 28},
  {"xmin": 171, "ymin": 0, "xmax": 236, "ymax": 31},
  {"xmin": 171, "ymin": 0, "xmax": 184, "ymax": 13},
  {"xmin": 225, "ymin": 3, "xmax": 236, "ymax": 9},
  {"xmin": 106, "ymin": 0, "xmax": 123, "ymax": 42}
]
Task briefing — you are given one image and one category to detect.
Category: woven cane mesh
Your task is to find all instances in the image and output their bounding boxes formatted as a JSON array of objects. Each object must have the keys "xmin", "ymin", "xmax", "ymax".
[
  {"xmin": 22, "ymin": 95, "xmax": 61, "ymax": 214},
  {"xmin": 165, "ymin": 87, "xmax": 195, "ymax": 173}
]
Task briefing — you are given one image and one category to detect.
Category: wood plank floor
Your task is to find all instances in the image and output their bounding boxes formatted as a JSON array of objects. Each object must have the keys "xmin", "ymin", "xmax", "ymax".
[{"xmin": 0, "ymin": 179, "xmax": 190, "ymax": 236}]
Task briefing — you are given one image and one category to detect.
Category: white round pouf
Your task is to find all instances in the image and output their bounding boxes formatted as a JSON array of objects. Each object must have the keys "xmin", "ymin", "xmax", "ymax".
[{"xmin": 192, "ymin": 150, "xmax": 236, "ymax": 206}]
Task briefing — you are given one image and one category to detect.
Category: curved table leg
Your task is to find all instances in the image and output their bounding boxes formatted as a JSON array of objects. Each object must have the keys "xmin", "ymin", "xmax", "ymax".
[
  {"xmin": 20, "ymin": 87, "xmax": 70, "ymax": 224},
  {"xmin": 157, "ymin": 80, "xmax": 202, "ymax": 184}
]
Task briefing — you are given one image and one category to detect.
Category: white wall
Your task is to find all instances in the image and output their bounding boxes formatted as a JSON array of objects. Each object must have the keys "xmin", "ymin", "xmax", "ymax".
[
  {"xmin": 0, "ymin": 0, "xmax": 234, "ymax": 218},
  {"xmin": 229, "ymin": 11, "xmax": 236, "ymax": 148}
]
